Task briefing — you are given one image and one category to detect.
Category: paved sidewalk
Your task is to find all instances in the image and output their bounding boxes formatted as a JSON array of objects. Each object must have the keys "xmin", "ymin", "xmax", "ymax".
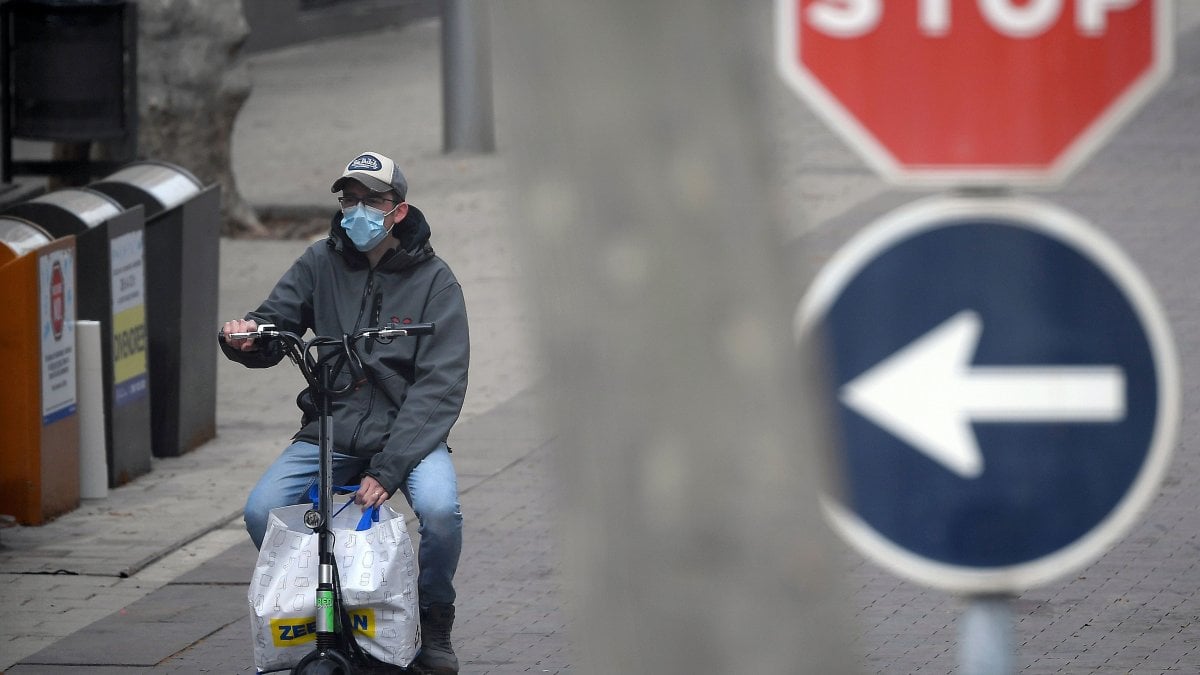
[{"xmin": 5, "ymin": 387, "xmax": 565, "ymax": 674}]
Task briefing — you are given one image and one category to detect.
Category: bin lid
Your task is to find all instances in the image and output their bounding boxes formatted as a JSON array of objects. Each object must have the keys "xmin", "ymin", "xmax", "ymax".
[
  {"xmin": 92, "ymin": 161, "xmax": 202, "ymax": 213},
  {"xmin": 22, "ymin": 188, "xmax": 124, "ymax": 229},
  {"xmin": 0, "ymin": 216, "xmax": 52, "ymax": 264},
  {"xmin": 8, "ymin": 0, "xmax": 127, "ymax": 7}
]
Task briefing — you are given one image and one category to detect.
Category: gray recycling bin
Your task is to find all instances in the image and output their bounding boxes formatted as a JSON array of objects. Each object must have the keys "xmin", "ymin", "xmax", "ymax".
[
  {"xmin": 0, "ymin": 216, "xmax": 50, "ymax": 263},
  {"xmin": 90, "ymin": 161, "xmax": 219, "ymax": 458},
  {"xmin": 4, "ymin": 188, "xmax": 152, "ymax": 487}
]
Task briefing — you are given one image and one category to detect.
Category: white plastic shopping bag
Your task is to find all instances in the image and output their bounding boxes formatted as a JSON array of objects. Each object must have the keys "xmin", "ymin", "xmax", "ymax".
[{"xmin": 247, "ymin": 494, "xmax": 419, "ymax": 672}]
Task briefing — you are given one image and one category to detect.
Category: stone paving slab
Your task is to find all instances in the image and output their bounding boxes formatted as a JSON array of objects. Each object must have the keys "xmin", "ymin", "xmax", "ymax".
[
  {"xmin": 0, "ymin": 443, "xmax": 274, "ymax": 578},
  {"xmin": 172, "ymin": 539, "xmax": 258, "ymax": 585},
  {"xmin": 12, "ymin": 583, "xmax": 248, "ymax": 668}
]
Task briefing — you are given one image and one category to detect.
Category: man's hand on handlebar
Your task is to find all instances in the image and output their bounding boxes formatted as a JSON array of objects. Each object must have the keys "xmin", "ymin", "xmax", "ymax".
[{"xmin": 222, "ymin": 318, "xmax": 259, "ymax": 351}]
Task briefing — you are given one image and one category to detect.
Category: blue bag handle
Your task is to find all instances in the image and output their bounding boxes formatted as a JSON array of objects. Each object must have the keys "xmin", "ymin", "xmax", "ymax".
[
  {"xmin": 305, "ymin": 483, "xmax": 380, "ymax": 531},
  {"xmin": 356, "ymin": 505, "xmax": 380, "ymax": 531}
]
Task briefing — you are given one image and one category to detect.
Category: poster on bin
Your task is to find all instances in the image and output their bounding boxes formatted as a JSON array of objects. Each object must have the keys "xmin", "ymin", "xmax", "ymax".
[
  {"xmin": 40, "ymin": 248, "xmax": 76, "ymax": 426},
  {"xmin": 109, "ymin": 230, "xmax": 148, "ymax": 407}
]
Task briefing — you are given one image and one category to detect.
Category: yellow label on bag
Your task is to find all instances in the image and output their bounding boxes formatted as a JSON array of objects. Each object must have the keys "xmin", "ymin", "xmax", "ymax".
[{"xmin": 270, "ymin": 608, "xmax": 376, "ymax": 647}]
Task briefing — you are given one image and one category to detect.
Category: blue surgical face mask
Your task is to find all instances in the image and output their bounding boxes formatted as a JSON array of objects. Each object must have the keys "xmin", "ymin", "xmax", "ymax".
[{"xmin": 340, "ymin": 202, "xmax": 399, "ymax": 252}]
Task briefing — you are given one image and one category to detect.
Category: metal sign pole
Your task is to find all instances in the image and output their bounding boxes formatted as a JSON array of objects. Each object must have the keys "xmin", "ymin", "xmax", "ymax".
[
  {"xmin": 441, "ymin": 0, "xmax": 495, "ymax": 154},
  {"xmin": 961, "ymin": 595, "xmax": 1015, "ymax": 675}
]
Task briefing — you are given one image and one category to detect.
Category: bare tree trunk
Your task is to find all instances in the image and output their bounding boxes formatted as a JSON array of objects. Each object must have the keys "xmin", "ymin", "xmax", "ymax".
[{"xmin": 134, "ymin": 0, "xmax": 265, "ymax": 237}]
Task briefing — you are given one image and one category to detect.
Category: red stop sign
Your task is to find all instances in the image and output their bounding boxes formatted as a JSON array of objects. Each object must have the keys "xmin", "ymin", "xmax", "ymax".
[
  {"xmin": 776, "ymin": 0, "xmax": 1173, "ymax": 185},
  {"xmin": 50, "ymin": 260, "xmax": 65, "ymax": 340}
]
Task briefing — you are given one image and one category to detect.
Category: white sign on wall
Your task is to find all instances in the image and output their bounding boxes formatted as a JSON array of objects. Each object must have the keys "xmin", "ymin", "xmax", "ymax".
[
  {"xmin": 40, "ymin": 248, "xmax": 76, "ymax": 426},
  {"xmin": 110, "ymin": 230, "xmax": 148, "ymax": 407}
]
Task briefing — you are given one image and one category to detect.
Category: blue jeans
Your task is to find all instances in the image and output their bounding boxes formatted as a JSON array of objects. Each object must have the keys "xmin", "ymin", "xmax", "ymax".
[{"xmin": 244, "ymin": 440, "xmax": 463, "ymax": 607}]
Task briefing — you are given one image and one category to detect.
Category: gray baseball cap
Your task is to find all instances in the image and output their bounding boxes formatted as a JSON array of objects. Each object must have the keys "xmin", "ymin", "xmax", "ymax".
[{"xmin": 330, "ymin": 151, "xmax": 408, "ymax": 200}]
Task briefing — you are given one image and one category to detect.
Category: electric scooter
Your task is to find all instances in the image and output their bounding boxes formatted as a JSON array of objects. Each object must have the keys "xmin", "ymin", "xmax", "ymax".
[{"xmin": 222, "ymin": 321, "xmax": 434, "ymax": 674}]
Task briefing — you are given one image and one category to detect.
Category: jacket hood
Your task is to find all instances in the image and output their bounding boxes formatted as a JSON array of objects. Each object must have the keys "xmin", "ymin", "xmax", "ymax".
[{"xmin": 327, "ymin": 203, "xmax": 435, "ymax": 271}]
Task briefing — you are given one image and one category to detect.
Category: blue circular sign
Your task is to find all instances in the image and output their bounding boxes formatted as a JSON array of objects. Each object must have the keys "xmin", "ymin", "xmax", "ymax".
[{"xmin": 797, "ymin": 196, "xmax": 1179, "ymax": 593}]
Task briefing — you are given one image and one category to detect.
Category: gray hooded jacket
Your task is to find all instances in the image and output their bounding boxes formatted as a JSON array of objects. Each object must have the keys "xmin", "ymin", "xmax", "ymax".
[{"xmin": 221, "ymin": 205, "xmax": 469, "ymax": 494}]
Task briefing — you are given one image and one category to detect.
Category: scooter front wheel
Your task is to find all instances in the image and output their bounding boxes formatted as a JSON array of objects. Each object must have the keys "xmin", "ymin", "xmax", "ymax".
[{"xmin": 291, "ymin": 648, "xmax": 355, "ymax": 674}]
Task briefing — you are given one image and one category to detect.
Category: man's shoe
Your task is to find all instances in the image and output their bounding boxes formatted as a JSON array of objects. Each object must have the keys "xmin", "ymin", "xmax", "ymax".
[{"xmin": 416, "ymin": 603, "xmax": 459, "ymax": 674}]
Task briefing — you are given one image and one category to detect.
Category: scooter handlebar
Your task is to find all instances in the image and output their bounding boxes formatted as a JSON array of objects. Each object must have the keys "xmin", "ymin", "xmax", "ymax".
[
  {"xmin": 357, "ymin": 322, "xmax": 435, "ymax": 339},
  {"xmin": 219, "ymin": 323, "xmax": 433, "ymax": 343},
  {"xmin": 217, "ymin": 323, "xmax": 280, "ymax": 342}
]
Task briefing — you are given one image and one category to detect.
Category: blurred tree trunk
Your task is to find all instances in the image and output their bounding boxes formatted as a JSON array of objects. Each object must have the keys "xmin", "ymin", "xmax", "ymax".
[{"xmin": 134, "ymin": 0, "xmax": 265, "ymax": 236}]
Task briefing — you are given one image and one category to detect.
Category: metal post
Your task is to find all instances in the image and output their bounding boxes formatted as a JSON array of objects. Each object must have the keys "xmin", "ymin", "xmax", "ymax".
[
  {"xmin": 494, "ymin": 2, "xmax": 855, "ymax": 672},
  {"xmin": 441, "ymin": 0, "xmax": 495, "ymax": 154},
  {"xmin": 961, "ymin": 595, "xmax": 1015, "ymax": 675}
]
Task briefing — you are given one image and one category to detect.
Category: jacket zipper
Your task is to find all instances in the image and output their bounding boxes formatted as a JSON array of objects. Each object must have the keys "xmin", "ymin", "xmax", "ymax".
[{"xmin": 347, "ymin": 270, "xmax": 379, "ymax": 455}]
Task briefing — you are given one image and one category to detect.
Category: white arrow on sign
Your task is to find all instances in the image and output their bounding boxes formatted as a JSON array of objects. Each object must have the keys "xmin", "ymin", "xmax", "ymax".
[{"xmin": 840, "ymin": 310, "xmax": 1126, "ymax": 479}]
